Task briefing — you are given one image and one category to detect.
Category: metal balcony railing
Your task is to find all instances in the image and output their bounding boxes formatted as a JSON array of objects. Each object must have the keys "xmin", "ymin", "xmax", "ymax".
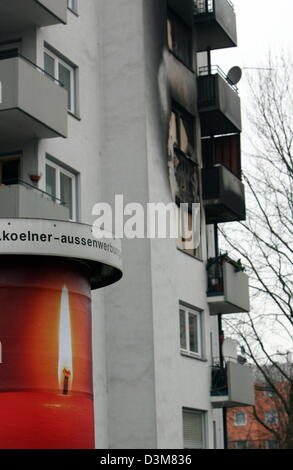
[
  {"xmin": 194, "ymin": 0, "xmax": 235, "ymax": 15},
  {"xmin": 198, "ymin": 65, "xmax": 239, "ymax": 93},
  {"xmin": 0, "ymin": 179, "xmax": 67, "ymax": 207},
  {"xmin": 0, "ymin": 50, "xmax": 64, "ymax": 88},
  {"xmin": 207, "ymin": 254, "xmax": 245, "ymax": 295},
  {"xmin": 211, "ymin": 362, "xmax": 229, "ymax": 396}
]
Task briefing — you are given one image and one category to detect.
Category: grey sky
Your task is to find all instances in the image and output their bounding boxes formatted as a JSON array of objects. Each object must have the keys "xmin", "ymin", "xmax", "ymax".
[{"xmin": 214, "ymin": 0, "xmax": 293, "ymax": 73}]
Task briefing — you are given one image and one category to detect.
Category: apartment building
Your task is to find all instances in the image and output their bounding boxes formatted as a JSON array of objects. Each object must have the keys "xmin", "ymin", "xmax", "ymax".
[{"xmin": 0, "ymin": 0, "xmax": 254, "ymax": 449}]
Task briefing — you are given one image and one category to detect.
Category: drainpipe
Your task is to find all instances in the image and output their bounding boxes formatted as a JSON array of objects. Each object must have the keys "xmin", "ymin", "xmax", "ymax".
[{"xmin": 218, "ymin": 314, "xmax": 228, "ymax": 449}]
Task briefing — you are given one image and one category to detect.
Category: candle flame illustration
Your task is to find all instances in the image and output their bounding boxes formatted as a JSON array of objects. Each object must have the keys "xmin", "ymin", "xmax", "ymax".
[{"xmin": 58, "ymin": 286, "xmax": 73, "ymax": 394}]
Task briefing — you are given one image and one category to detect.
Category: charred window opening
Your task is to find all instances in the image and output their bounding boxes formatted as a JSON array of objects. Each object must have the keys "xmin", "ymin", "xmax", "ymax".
[
  {"xmin": 170, "ymin": 104, "xmax": 195, "ymax": 160},
  {"xmin": 168, "ymin": 103, "xmax": 199, "ymax": 206},
  {"xmin": 168, "ymin": 104, "xmax": 201, "ymax": 259},
  {"xmin": 167, "ymin": 9, "xmax": 192, "ymax": 69}
]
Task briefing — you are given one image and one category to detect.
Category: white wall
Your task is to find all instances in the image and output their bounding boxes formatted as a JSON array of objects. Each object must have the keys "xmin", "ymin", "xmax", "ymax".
[{"xmin": 36, "ymin": 1, "xmax": 109, "ymax": 448}]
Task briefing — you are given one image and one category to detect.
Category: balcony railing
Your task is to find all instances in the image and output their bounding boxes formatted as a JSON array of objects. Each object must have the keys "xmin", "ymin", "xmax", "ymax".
[
  {"xmin": 198, "ymin": 65, "xmax": 239, "ymax": 93},
  {"xmin": 202, "ymin": 164, "xmax": 246, "ymax": 223},
  {"xmin": 0, "ymin": 181, "xmax": 69, "ymax": 221},
  {"xmin": 211, "ymin": 359, "xmax": 255, "ymax": 408},
  {"xmin": 0, "ymin": 179, "xmax": 66, "ymax": 206},
  {"xmin": 0, "ymin": 53, "xmax": 68, "ymax": 144},
  {"xmin": 194, "ymin": 0, "xmax": 235, "ymax": 16},
  {"xmin": 197, "ymin": 66, "xmax": 242, "ymax": 136},
  {"xmin": 193, "ymin": 0, "xmax": 237, "ymax": 51},
  {"xmin": 0, "ymin": 50, "xmax": 64, "ymax": 88},
  {"xmin": 207, "ymin": 254, "xmax": 250, "ymax": 314}
]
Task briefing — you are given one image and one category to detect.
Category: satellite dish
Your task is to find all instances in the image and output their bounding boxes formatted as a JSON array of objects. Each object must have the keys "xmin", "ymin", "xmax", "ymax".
[
  {"xmin": 227, "ymin": 66, "xmax": 242, "ymax": 85},
  {"xmin": 222, "ymin": 338, "xmax": 238, "ymax": 363}
]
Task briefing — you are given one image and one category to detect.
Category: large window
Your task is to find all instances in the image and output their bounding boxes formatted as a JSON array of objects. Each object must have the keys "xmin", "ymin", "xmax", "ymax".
[
  {"xmin": 179, "ymin": 304, "xmax": 202, "ymax": 358},
  {"xmin": 234, "ymin": 412, "xmax": 247, "ymax": 427},
  {"xmin": 0, "ymin": 155, "xmax": 20, "ymax": 185},
  {"xmin": 45, "ymin": 157, "xmax": 77, "ymax": 221},
  {"xmin": 44, "ymin": 46, "xmax": 77, "ymax": 114},
  {"xmin": 265, "ymin": 411, "xmax": 278, "ymax": 426},
  {"xmin": 167, "ymin": 10, "xmax": 192, "ymax": 68},
  {"xmin": 182, "ymin": 409, "xmax": 205, "ymax": 449}
]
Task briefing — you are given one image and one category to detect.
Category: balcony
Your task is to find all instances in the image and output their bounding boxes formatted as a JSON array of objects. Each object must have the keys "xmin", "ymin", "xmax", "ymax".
[
  {"xmin": 197, "ymin": 66, "xmax": 241, "ymax": 136},
  {"xmin": 193, "ymin": 0, "xmax": 237, "ymax": 51},
  {"xmin": 0, "ymin": 54, "xmax": 68, "ymax": 145},
  {"xmin": 0, "ymin": 0, "xmax": 67, "ymax": 33},
  {"xmin": 211, "ymin": 360, "xmax": 255, "ymax": 408},
  {"xmin": 202, "ymin": 164, "xmax": 245, "ymax": 223},
  {"xmin": 207, "ymin": 254, "xmax": 250, "ymax": 314},
  {"xmin": 0, "ymin": 181, "xmax": 69, "ymax": 221},
  {"xmin": 201, "ymin": 133, "xmax": 245, "ymax": 223}
]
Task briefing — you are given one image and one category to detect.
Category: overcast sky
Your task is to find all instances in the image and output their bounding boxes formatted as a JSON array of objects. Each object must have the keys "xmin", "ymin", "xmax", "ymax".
[{"xmin": 214, "ymin": 0, "xmax": 293, "ymax": 73}]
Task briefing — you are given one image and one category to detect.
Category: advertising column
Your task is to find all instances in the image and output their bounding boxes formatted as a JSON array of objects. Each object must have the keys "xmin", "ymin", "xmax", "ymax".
[{"xmin": 0, "ymin": 219, "xmax": 122, "ymax": 449}]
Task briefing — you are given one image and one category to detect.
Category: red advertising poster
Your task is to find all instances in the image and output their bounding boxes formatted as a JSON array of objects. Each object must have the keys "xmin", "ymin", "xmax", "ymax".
[{"xmin": 0, "ymin": 256, "xmax": 95, "ymax": 449}]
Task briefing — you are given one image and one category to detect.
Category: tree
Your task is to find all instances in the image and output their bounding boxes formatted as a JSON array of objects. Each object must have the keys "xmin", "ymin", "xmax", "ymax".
[{"xmin": 220, "ymin": 52, "xmax": 293, "ymax": 449}]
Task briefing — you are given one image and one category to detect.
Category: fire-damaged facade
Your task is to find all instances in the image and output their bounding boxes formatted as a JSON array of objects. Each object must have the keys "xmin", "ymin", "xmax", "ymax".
[{"xmin": 0, "ymin": 0, "xmax": 253, "ymax": 449}]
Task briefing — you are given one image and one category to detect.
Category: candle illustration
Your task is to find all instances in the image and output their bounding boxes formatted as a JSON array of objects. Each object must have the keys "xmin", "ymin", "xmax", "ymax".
[
  {"xmin": 0, "ymin": 258, "xmax": 95, "ymax": 449},
  {"xmin": 58, "ymin": 286, "xmax": 73, "ymax": 395}
]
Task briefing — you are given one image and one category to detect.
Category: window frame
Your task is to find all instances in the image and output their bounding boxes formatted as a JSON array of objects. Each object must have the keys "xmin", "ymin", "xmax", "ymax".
[
  {"xmin": 43, "ymin": 46, "xmax": 77, "ymax": 114},
  {"xmin": 67, "ymin": 0, "xmax": 78, "ymax": 14},
  {"xmin": 45, "ymin": 156, "xmax": 78, "ymax": 222},
  {"xmin": 182, "ymin": 408, "xmax": 206, "ymax": 449},
  {"xmin": 167, "ymin": 9, "xmax": 193, "ymax": 70},
  {"xmin": 171, "ymin": 104, "xmax": 195, "ymax": 161},
  {"xmin": 179, "ymin": 303, "xmax": 203, "ymax": 359},
  {"xmin": 234, "ymin": 411, "xmax": 247, "ymax": 427},
  {"xmin": 171, "ymin": 103, "xmax": 202, "ymax": 259}
]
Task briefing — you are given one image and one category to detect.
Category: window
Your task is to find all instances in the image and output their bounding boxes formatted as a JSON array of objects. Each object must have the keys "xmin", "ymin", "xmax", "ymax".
[
  {"xmin": 45, "ymin": 158, "xmax": 77, "ymax": 221},
  {"xmin": 179, "ymin": 304, "xmax": 202, "ymax": 358},
  {"xmin": 234, "ymin": 412, "xmax": 247, "ymax": 426},
  {"xmin": 67, "ymin": 0, "xmax": 77, "ymax": 13},
  {"xmin": 183, "ymin": 409, "xmax": 205, "ymax": 449},
  {"xmin": 0, "ymin": 156, "xmax": 20, "ymax": 185},
  {"xmin": 234, "ymin": 440, "xmax": 247, "ymax": 449},
  {"xmin": 170, "ymin": 104, "xmax": 201, "ymax": 258},
  {"xmin": 265, "ymin": 411, "xmax": 278, "ymax": 426},
  {"xmin": 170, "ymin": 105, "xmax": 195, "ymax": 159},
  {"xmin": 167, "ymin": 10, "xmax": 192, "ymax": 68},
  {"xmin": 264, "ymin": 389, "xmax": 276, "ymax": 398},
  {"xmin": 44, "ymin": 47, "xmax": 77, "ymax": 114}
]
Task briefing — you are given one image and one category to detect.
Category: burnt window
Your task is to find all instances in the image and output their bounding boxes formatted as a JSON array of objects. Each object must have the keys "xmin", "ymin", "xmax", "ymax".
[
  {"xmin": 170, "ymin": 104, "xmax": 195, "ymax": 159},
  {"xmin": 167, "ymin": 10, "xmax": 192, "ymax": 68}
]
